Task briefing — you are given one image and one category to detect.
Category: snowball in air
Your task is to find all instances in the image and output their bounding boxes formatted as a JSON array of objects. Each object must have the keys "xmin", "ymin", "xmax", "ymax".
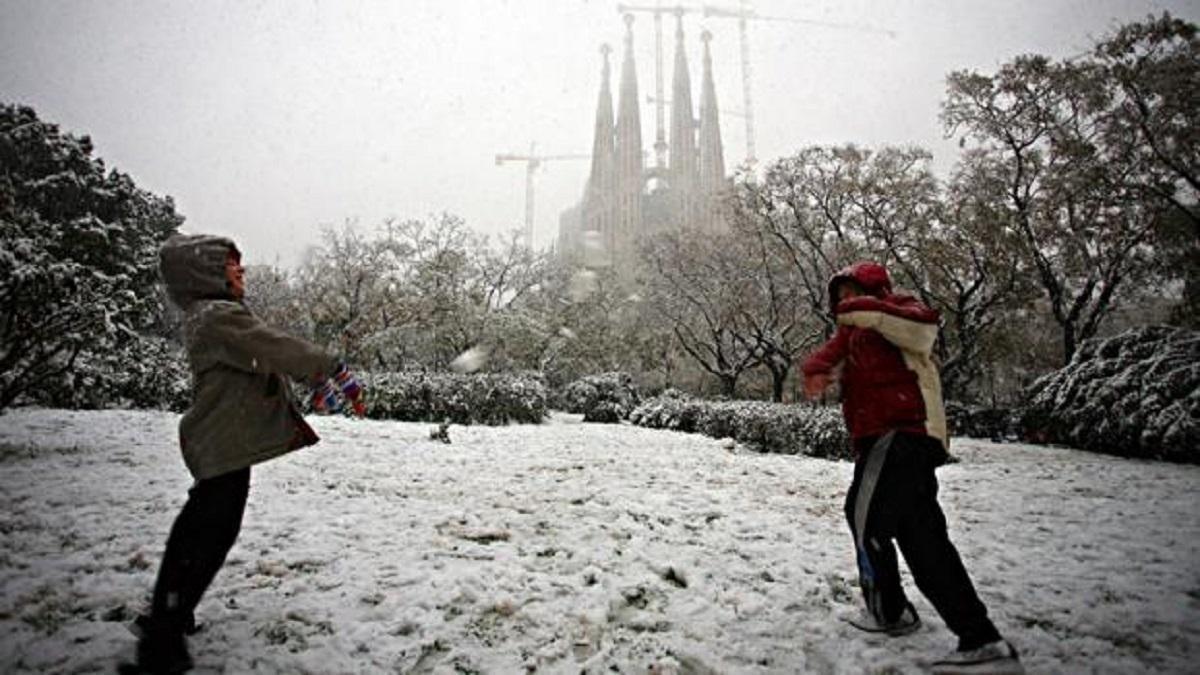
[
  {"xmin": 450, "ymin": 346, "xmax": 489, "ymax": 373},
  {"xmin": 568, "ymin": 269, "xmax": 597, "ymax": 301}
]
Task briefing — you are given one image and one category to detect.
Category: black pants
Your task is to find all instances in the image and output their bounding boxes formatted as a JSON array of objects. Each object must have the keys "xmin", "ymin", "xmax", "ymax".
[
  {"xmin": 845, "ymin": 432, "xmax": 1000, "ymax": 650},
  {"xmin": 149, "ymin": 467, "xmax": 250, "ymax": 633}
]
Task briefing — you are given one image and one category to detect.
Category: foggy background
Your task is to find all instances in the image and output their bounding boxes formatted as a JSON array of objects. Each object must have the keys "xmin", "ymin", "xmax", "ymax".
[{"xmin": 3, "ymin": 0, "xmax": 1197, "ymax": 266}]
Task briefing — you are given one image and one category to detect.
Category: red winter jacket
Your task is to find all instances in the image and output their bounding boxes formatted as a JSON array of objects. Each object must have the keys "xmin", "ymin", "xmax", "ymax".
[{"xmin": 801, "ymin": 262, "xmax": 948, "ymax": 451}]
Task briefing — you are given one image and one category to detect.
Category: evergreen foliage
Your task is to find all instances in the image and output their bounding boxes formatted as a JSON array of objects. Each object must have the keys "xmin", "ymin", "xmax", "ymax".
[
  {"xmin": 39, "ymin": 335, "xmax": 190, "ymax": 412},
  {"xmin": 630, "ymin": 394, "xmax": 850, "ymax": 460},
  {"xmin": 1020, "ymin": 325, "xmax": 1199, "ymax": 463},
  {"xmin": 555, "ymin": 371, "xmax": 641, "ymax": 423},
  {"xmin": 0, "ymin": 104, "xmax": 183, "ymax": 410},
  {"xmin": 945, "ymin": 402, "xmax": 1018, "ymax": 441},
  {"xmin": 351, "ymin": 371, "xmax": 548, "ymax": 425}
]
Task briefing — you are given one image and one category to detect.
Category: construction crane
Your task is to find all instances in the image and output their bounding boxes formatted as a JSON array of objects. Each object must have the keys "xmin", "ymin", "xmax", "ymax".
[
  {"xmin": 701, "ymin": 1, "xmax": 895, "ymax": 166},
  {"xmin": 646, "ymin": 94, "xmax": 747, "ymax": 118},
  {"xmin": 618, "ymin": 2, "xmax": 894, "ymax": 167},
  {"xmin": 495, "ymin": 144, "xmax": 590, "ymax": 249}
]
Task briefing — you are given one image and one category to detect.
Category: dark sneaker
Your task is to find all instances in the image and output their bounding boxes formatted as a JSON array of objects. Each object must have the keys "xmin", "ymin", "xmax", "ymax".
[
  {"xmin": 930, "ymin": 640, "xmax": 1024, "ymax": 674},
  {"xmin": 846, "ymin": 602, "xmax": 921, "ymax": 637},
  {"xmin": 137, "ymin": 633, "xmax": 192, "ymax": 674},
  {"xmin": 123, "ymin": 616, "xmax": 193, "ymax": 674}
]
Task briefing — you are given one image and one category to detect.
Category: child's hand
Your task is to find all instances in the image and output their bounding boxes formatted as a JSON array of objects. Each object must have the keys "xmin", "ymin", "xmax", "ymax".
[
  {"xmin": 333, "ymin": 363, "xmax": 367, "ymax": 417},
  {"xmin": 803, "ymin": 373, "xmax": 831, "ymax": 400},
  {"xmin": 311, "ymin": 379, "xmax": 341, "ymax": 414}
]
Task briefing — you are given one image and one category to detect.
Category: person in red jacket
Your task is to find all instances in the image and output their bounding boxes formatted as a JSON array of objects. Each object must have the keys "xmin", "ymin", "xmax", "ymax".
[{"xmin": 802, "ymin": 261, "xmax": 1023, "ymax": 675}]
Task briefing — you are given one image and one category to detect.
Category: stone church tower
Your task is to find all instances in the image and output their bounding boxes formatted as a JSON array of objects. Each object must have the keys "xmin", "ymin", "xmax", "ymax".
[
  {"xmin": 667, "ymin": 12, "xmax": 699, "ymax": 231},
  {"xmin": 559, "ymin": 13, "xmax": 730, "ymax": 271},
  {"xmin": 613, "ymin": 13, "xmax": 645, "ymax": 272},
  {"xmin": 697, "ymin": 29, "xmax": 728, "ymax": 232}
]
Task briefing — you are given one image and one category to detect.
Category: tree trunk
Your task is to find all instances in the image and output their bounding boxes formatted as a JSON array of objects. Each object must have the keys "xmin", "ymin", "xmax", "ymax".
[
  {"xmin": 718, "ymin": 374, "xmax": 737, "ymax": 398},
  {"xmin": 1062, "ymin": 323, "xmax": 1078, "ymax": 365},
  {"xmin": 769, "ymin": 365, "xmax": 786, "ymax": 403}
]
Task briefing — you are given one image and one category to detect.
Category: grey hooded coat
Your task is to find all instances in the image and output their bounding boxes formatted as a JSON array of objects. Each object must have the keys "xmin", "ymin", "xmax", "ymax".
[{"xmin": 159, "ymin": 233, "xmax": 338, "ymax": 480}]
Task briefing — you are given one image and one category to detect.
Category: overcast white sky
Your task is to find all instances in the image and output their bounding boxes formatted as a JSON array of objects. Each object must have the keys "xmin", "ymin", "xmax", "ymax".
[{"xmin": 3, "ymin": 0, "xmax": 1197, "ymax": 265}]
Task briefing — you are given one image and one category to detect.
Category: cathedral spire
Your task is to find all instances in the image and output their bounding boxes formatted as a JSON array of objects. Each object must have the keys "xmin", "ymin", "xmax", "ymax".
[
  {"xmin": 668, "ymin": 9, "xmax": 697, "ymax": 197},
  {"xmin": 585, "ymin": 44, "xmax": 616, "ymax": 203},
  {"xmin": 697, "ymin": 30, "xmax": 725, "ymax": 196},
  {"xmin": 579, "ymin": 43, "xmax": 617, "ymax": 265},
  {"xmin": 613, "ymin": 13, "xmax": 644, "ymax": 267}
]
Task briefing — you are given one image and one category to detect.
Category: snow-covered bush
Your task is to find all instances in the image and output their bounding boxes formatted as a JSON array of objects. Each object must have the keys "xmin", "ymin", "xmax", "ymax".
[
  {"xmin": 627, "ymin": 390, "xmax": 699, "ymax": 431},
  {"xmin": 0, "ymin": 104, "xmax": 182, "ymax": 411},
  {"xmin": 354, "ymin": 371, "xmax": 547, "ymax": 425},
  {"xmin": 630, "ymin": 395, "xmax": 850, "ymax": 459},
  {"xmin": 945, "ymin": 402, "xmax": 1018, "ymax": 441},
  {"xmin": 1019, "ymin": 325, "xmax": 1199, "ymax": 463},
  {"xmin": 555, "ymin": 371, "xmax": 641, "ymax": 423},
  {"xmin": 35, "ymin": 335, "xmax": 190, "ymax": 412}
]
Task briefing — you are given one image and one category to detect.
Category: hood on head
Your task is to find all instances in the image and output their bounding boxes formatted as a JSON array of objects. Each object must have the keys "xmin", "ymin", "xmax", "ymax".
[
  {"xmin": 828, "ymin": 261, "xmax": 892, "ymax": 312},
  {"xmin": 159, "ymin": 233, "xmax": 241, "ymax": 308}
]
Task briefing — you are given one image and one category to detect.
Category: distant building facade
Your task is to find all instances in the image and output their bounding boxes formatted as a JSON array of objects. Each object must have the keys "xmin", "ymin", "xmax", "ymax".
[{"xmin": 558, "ymin": 14, "xmax": 730, "ymax": 274}]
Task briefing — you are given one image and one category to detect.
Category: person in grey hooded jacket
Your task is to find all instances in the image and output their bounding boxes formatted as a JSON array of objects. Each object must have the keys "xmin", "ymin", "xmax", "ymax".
[{"xmin": 127, "ymin": 233, "xmax": 365, "ymax": 673}]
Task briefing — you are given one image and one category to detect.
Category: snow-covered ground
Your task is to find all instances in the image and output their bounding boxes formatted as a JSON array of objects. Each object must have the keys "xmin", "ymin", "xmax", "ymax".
[{"xmin": 0, "ymin": 408, "xmax": 1197, "ymax": 674}]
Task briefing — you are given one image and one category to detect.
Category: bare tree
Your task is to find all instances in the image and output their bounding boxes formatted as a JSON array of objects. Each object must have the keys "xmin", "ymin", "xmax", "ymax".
[
  {"xmin": 944, "ymin": 54, "xmax": 1162, "ymax": 363},
  {"xmin": 732, "ymin": 149, "xmax": 870, "ymax": 332},
  {"xmin": 725, "ymin": 200, "xmax": 816, "ymax": 401},
  {"xmin": 733, "ymin": 144, "xmax": 1035, "ymax": 400},
  {"xmin": 642, "ymin": 227, "xmax": 761, "ymax": 397},
  {"xmin": 927, "ymin": 156, "xmax": 1032, "ymax": 401},
  {"xmin": 1095, "ymin": 13, "xmax": 1199, "ymax": 234},
  {"xmin": 294, "ymin": 221, "xmax": 393, "ymax": 366}
]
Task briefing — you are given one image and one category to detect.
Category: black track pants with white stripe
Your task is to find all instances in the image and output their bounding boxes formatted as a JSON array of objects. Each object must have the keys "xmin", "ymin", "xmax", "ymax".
[{"xmin": 844, "ymin": 432, "xmax": 1001, "ymax": 649}]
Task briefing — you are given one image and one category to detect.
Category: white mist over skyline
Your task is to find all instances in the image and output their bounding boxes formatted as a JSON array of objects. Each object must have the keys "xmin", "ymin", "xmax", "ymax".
[{"xmin": 2, "ymin": 0, "xmax": 1196, "ymax": 266}]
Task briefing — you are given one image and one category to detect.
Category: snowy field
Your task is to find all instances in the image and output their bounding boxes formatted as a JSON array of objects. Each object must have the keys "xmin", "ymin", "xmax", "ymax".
[{"xmin": 1, "ymin": 408, "xmax": 1197, "ymax": 674}]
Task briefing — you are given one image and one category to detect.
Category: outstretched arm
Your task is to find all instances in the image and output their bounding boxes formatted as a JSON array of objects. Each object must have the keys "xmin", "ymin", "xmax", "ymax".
[
  {"xmin": 195, "ymin": 302, "xmax": 337, "ymax": 381},
  {"xmin": 800, "ymin": 325, "xmax": 851, "ymax": 399}
]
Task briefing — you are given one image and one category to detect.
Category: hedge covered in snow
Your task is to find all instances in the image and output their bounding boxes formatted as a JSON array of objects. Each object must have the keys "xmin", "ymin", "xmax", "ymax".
[
  {"xmin": 33, "ymin": 356, "xmax": 550, "ymax": 425},
  {"xmin": 629, "ymin": 393, "xmax": 851, "ymax": 460},
  {"xmin": 37, "ymin": 336, "xmax": 190, "ymax": 412},
  {"xmin": 353, "ymin": 371, "xmax": 548, "ymax": 425},
  {"xmin": 945, "ymin": 402, "xmax": 1018, "ymax": 441},
  {"xmin": 554, "ymin": 371, "xmax": 642, "ymax": 423},
  {"xmin": 1019, "ymin": 325, "xmax": 1199, "ymax": 464}
]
